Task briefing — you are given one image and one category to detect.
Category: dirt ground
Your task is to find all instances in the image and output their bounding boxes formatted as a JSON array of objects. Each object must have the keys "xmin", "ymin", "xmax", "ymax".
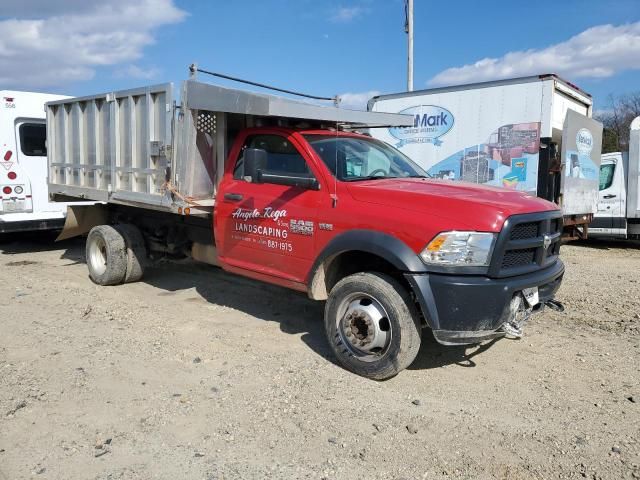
[{"xmin": 0, "ymin": 233, "xmax": 638, "ymax": 480}]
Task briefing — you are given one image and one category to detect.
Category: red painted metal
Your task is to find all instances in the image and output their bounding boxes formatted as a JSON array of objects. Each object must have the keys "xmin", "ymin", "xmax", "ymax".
[{"xmin": 212, "ymin": 127, "xmax": 559, "ymax": 290}]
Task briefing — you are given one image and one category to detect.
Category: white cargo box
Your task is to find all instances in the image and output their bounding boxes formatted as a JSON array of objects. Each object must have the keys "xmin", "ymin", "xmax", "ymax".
[{"xmin": 368, "ymin": 74, "xmax": 603, "ymax": 217}]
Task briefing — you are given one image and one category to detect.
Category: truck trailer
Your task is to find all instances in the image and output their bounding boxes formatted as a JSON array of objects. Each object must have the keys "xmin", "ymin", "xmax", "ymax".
[
  {"xmin": 367, "ymin": 74, "xmax": 603, "ymax": 240},
  {"xmin": 590, "ymin": 116, "xmax": 640, "ymax": 239},
  {"xmin": 46, "ymin": 72, "xmax": 565, "ymax": 379}
]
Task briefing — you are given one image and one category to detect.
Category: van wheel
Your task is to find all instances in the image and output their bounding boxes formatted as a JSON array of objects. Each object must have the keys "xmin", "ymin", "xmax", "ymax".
[
  {"xmin": 86, "ymin": 225, "xmax": 127, "ymax": 286},
  {"xmin": 324, "ymin": 272, "xmax": 422, "ymax": 380},
  {"xmin": 115, "ymin": 224, "xmax": 147, "ymax": 283}
]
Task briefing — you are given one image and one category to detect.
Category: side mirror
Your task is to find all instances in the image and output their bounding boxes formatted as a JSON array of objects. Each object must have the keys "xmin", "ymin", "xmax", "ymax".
[{"xmin": 244, "ymin": 148, "xmax": 268, "ymax": 183}]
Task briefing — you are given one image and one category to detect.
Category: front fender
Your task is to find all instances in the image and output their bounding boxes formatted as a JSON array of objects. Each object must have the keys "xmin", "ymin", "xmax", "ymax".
[
  {"xmin": 306, "ymin": 229, "xmax": 428, "ymax": 301},
  {"xmin": 309, "ymin": 229, "xmax": 427, "ymax": 283}
]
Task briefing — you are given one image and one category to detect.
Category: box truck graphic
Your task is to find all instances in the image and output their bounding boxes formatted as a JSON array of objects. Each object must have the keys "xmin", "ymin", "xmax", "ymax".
[
  {"xmin": 368, "ymin": 74, "xmax": 603, "ymax": 239},
  {"xmin": 424, "ymin": 122, "xmax": 541, "ymax": 193}
]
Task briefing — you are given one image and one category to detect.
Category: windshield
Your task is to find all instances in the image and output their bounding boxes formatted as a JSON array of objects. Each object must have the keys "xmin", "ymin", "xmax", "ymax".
[{"xmin": 304, "ymin": 134, "xmax": 429, "ymax": 181}]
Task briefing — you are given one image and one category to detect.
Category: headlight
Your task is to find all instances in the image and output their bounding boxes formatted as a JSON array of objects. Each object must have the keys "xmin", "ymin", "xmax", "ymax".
[{"xmin": 420, "ymin": 231, "xmax": 496, "ymax": 267}]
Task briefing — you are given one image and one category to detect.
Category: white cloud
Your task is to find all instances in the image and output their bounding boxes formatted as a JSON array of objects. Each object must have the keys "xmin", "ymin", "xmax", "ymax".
[
  {"xmin": 429, "ymin": 22, "xmax": 640, "ymax": 86},
  {"xmin": 0, "ymin": 0, "xmax": 186, "ymax": 89},
  {"xmin": 330, "ymin": 6, "xmax": 366, "ymax": 23},
  {"xmin": 0, "ymin": 0, "xmax": 108, "ymax": 17},
  {"xmin": 113, "ymin": 65, "xmax": 162, "ymax": 80},
  {"xmin": 338, "ymin": 90, "xmax": 380, "ymax": 110}
]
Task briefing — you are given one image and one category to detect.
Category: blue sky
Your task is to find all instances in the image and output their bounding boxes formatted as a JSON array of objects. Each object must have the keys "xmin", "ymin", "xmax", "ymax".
[{"xmin": 1, "ymin": 0, "xmax": 639, "ymax": 109}]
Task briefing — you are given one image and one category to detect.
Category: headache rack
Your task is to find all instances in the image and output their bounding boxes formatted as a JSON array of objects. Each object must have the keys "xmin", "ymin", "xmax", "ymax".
[{"xmin": 46, "ymin": 79, "xmax": 411, "ymax": 216}]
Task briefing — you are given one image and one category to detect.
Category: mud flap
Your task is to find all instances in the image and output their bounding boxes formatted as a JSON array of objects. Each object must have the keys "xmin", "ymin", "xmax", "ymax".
[{"xmin": 56, "ymin": 205, "xmax": 108, "ymax": 241}]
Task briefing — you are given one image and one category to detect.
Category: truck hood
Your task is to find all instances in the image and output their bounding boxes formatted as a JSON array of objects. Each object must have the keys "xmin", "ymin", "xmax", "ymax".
[{"xmin": 346, "ymin": 178, "xmax": 559, "ymax": 232}]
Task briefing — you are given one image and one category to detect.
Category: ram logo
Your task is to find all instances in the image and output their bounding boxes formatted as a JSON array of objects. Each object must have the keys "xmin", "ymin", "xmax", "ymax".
[
  {"xmin": 388, "ymin": 105, "xmax": 454, "ymax": 148},
  {"xmin": 543, "ymin": 234, "xmax": 552, "ymax": 250}
]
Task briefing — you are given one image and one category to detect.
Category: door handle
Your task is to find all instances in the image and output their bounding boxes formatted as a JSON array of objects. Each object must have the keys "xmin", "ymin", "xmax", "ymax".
[
  {"xmin": 224, "ymin": 193, "xmax": 243, "ymax": 202},
  {"xmin": 603, "ymin": 194, "xmax": 617, "ymax": 199}
]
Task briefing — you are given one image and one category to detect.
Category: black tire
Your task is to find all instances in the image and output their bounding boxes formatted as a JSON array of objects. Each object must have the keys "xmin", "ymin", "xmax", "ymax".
[
  {"xmin": 85, "ymin": 225, "xmax": 127, "ymax": 286},
  {"xmin": 324, "ymin": 272, "xmax": 422, "ymax": 380},
  {"xmin": 115, "ymin": 224, "xmax": 147, "ymax": 283}
]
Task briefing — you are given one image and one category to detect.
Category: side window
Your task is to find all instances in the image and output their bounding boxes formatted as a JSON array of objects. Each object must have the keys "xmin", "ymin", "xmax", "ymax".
[
  {"xmin": 599, "ymin": 163, "xmax": 615, "ymax": 191},
  {"xmin": 234, "ymin": 134, "xmax": 311, "ymax": 180},
  {"xmin": 19, "ymin": 123, "xmax": 47, "ymax": 156}
]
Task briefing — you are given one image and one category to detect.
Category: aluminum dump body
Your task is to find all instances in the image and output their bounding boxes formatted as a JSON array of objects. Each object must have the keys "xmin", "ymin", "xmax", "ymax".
[
  {"xmin": 47, "ymin": 84, "xmax": 173, "ymax": 208},
  {"xmin": 47, "ymin": 81, "xmax": 411, "ymax": 215}
]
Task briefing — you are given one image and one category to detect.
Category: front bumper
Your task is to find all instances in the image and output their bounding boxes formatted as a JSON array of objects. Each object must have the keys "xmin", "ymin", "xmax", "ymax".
[{"xmin": 405, "ymin": 259, "xmax": 564, "ymax": 345}]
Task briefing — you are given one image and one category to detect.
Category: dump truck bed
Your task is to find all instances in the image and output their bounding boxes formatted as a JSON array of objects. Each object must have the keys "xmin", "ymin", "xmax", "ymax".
[{"xmin": 47, "ymin": 80, "xmax": 411, "ymax": 216}]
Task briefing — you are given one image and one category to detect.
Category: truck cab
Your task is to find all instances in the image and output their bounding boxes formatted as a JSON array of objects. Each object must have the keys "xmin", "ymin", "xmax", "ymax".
[
  {"xmin": 46, "ymin": 78, "xmax": 566, "ymax": 379},
  {"xmin": 590, "ymin": 116, "xmax": 640, "ymax": 239},
  {"xmin": 214, "ymin": 126, "xmax": 564, "ymax": 356},
  {"xmin": 592, "ymin": 152, "xmax": 628, "ymax": 237}
]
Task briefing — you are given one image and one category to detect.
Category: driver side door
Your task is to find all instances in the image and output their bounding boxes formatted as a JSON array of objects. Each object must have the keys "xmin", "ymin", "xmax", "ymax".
[{"xmin": 216, "ymin": 132, "xmax": 323, "ymax": 285}]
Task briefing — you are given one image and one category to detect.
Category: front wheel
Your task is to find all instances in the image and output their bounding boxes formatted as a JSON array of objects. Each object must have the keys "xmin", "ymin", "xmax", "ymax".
[{"xmin": 324, "ymin": 272, "xmax": 422, "ymax": 380}]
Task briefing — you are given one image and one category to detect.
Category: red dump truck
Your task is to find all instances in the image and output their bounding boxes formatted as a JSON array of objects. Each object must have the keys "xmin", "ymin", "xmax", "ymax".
[{"xmin": 46, "ymin": 74, "xmax": 564, "ymax": 379}]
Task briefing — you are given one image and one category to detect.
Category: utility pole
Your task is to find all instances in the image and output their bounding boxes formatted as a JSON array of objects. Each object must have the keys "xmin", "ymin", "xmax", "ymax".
[{"xmin": 405, "ymin": 0, "xmax": 414, "ymax": 91}]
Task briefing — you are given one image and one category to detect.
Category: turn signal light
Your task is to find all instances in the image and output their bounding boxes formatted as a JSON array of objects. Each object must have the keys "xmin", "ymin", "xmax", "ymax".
[
  {"xmin": 7, "ymin": 172, "xmax": 16, "ymax": 180},
  {"xmin": 2, "ymin": 186, "xmax": 12, "ymax": 195}
]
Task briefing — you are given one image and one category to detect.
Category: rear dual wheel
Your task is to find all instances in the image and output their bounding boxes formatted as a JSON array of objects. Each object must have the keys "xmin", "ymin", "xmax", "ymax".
[
  {"xmin": 324, "ymin": 272, "xmax": 422, "ymax": 380},
  {"xmin": 86, "ymin": 224, "xmax": 146, "ymax": 285}
]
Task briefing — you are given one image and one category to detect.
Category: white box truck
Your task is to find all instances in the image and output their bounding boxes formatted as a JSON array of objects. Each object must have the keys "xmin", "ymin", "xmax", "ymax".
[
  {"xmin": 0, "ymin": 90, "xmax": 86, "ymax": 234},
  {"xmin": 368, "ymin": 74, "xmax": 603, "ymax": 239},
  {"xmin": 591, "ymin": 116, "xmax": 640, "ymax": 238}
]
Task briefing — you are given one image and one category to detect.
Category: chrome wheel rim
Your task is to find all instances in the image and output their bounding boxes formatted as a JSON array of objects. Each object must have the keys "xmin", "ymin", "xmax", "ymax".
[
  {"xmin": 336, "ymin": 293, "xmax": 392, "ymax": 362},
  {"xmin": 88, "ymin": 236, "xmax": 108, "ymax": 276}
]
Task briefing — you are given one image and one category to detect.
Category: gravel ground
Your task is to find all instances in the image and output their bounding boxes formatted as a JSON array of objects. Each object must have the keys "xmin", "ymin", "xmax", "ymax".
[{"xmin": 0, "ymin": 234, "xmax": 638, "ymax": 480}]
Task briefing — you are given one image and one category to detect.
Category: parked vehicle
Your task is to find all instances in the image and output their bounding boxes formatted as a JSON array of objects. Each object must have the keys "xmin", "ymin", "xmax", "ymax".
[
  {"xmin": 367, "ymin": 74, "xmax": 603, "ymax": 240},
  {"xmin": 0, "ymin": 90, "xmax": 83, "ymax": 234},
  {"xmin": 590, "ymin": 116, "xmax": 640, "ymax": 239},
  {"xmin": 46, "ymin": 75, "xmax": 565, "ymax": 379}
]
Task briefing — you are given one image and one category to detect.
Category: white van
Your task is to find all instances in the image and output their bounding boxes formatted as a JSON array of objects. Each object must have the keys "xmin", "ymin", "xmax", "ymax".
[
  {"xmin": 591, "ymin": 116, "xmax": 640, "ymax": 239},
  {"xmin": 0, "ymin": 90, "xmax": 77, "ymax": 233}
]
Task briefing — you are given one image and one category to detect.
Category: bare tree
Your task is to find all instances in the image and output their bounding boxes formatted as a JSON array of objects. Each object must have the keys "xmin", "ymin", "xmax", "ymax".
[{"xmin": 597, "ymin": 92, "xmax": 640, "ymax": 153}]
